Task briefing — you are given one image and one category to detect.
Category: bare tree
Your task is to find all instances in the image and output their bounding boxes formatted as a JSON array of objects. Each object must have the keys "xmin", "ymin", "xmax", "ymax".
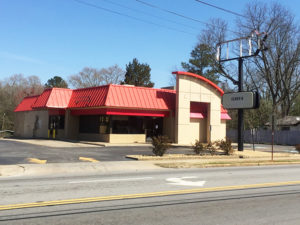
[
  {"xmin": 198, "ymin": 19, "xmax": 240, "ymax": 85},
  {"xmin": 101, "ymin": 64, "xmax": 125, "ymax": 85},
  {"xmin": 194, "ymin": 2, "xmax": 300, "ymax": 126},
  {"xmin": 0, "ymin": 74, "xmax": 43, "ymax": 130},
  {"xmin": 69, "ymin": 65, "xmax": 125, "ymax": 88},
  {"xmin": 69, "ymin": 67, "xmax": 103, "ymax": 88},
  {"xmin": 238, "ymin": 2, "xmax": 300, "ymax": 119}
]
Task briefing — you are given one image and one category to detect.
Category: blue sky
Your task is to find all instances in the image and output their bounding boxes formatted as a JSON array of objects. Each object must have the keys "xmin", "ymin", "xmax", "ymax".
[{"xmin": 0, "ymin": 0, "xmax": 299, "ymax": 88}]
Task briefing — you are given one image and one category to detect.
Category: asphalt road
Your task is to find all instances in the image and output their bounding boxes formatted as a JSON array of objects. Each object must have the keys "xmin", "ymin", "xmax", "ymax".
[{"xmin": 0, "ymin": 165, "xmax": 300, "ymax": 224}]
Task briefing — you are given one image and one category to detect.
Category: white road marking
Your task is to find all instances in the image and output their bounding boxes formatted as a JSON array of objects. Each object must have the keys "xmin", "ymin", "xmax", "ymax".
[
  {"xmin": 68, "ymin": 177, "xmax": 153, "ymax": 184},
  {"xmin": 166, "ymin": 176, "xmax": 206, "ymax": 187}
]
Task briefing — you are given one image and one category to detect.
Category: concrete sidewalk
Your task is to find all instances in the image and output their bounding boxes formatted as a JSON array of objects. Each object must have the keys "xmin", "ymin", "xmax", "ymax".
[{"xmin": 0, "ymin": 161, "xmax": 162, "ymax": 178}]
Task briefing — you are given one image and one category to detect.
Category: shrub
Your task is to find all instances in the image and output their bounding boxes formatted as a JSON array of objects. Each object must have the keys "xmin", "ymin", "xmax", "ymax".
[
  {"xmin": 152, "ymin": 136, "xmax": 171, "ymax": 156},
  {"xmin": 192, "ymin": 140, "xmax": 205, "ymax": 155},
  {"xmin": 206, "ymin": 142, "xmax": 217, "ymax": 155},
  {"xmin": 296, "ymin": 144, "xmax": 300, "ymax": 153},
  {"xmin": 217, "ymin": 138, "xmax": 234, "ymax": 155}
]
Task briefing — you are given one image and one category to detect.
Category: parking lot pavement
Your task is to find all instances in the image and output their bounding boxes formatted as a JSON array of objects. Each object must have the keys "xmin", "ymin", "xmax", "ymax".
[
  {"xmin": 1, "ymin": 138, "xmax": 295, "ymax": 165},
  {"xmin": 0, "ymin": 139, "xmax": 193, "ymax": 165}
]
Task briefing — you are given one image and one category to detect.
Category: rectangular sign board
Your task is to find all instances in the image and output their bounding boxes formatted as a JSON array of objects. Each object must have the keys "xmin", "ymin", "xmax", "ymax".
[{"xmin": 222, "ymin": 91, "xmax": 259, "ymax": 109}]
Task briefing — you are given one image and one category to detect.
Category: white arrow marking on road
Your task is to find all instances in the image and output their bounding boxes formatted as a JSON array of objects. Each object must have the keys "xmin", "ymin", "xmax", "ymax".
[{"xmin": 166, "ymin": 176, "xmax": 206, "ymax": 187}]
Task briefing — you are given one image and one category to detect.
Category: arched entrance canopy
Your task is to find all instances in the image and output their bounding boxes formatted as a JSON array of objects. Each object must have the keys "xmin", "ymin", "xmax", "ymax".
[{"xmin": 172, "ymin": 71, "xmax": 224, "ymax": 96}]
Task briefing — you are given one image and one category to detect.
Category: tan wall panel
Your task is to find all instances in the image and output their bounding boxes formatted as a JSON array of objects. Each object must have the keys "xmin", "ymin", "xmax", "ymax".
[
  {"xmin": 219, "ymin": 120, "xmax": 227, "ymax": 140},
  {"xmin": 178, "ymin": 93, "xmax": 190, "ymax": 108},
  {"xmin": 210, "ymin": 110, "xmax": 221, "ymax": 126},
  {"xmin": 176, "ymin": 107, "xmax": 191, "ymax": 125},
  {"xmin": 177, "ymin": 124, "xmax": 192, "ymax": 144},
  {"xmin": 109, "ymin": 134, "xmax": 146, "ymax": 143},
  {"xmin": 190, "ymin": 93, "xmax": 201, "ymax": 102},
  {"xmin": 178, "ymin": 76, "xmax": 191, "ymax": 93},
  {"xmin": 190, "ymin": 80, "xmax": 201, "ymax": 94},
  {"xmin": 189, "ymin": 118, "xmax": 200, "ymax": 144},
  {"xmin": 200, "ymin": 93, "xmax": 211, "ymax": 102}
]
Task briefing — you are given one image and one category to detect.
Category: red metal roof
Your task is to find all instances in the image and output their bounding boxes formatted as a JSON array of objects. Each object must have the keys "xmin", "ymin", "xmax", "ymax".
[
  {"xmin": 14, "ymin": 96, "xmax": 38, "ymax": 112},
  {"xmin": 105, "ymin": 85, "xmax": 175, "ymax": 110},
  {"xmin": 68, "ymin": 85, "xmax": 109, "ymax": 108},
  {"xmin": 32, "ymin": 89, "xmax": 51, "ymax": 108},
  {"xmin": 32, "ymin": 88, "xmax": 73, "ymax": 109},
  {"xmin": 46, "ymin": 88, "xmax": 73, "ymax": 108},
  {"xmin": 68, "ymin": 84, "xmax": 176, "ymax": 111}
]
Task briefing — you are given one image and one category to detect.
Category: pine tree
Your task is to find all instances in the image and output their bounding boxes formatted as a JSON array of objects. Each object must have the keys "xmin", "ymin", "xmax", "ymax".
[
  {"xmin": 123, "ymin": 58, "xmax": 154, "ymax": 87},
  {"xmin": 182, "ymin": 44, "xmax": 219, "ymax": 84}
]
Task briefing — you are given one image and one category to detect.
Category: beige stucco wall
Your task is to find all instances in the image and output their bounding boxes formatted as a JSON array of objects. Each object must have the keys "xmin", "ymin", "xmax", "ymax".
[
  {"xmin": 219, "ymin": 120, "xmax": 227, "ymax": 140},
  {"xmin": 14, "ymin": 110, "xmax": 48, "ymax": 138},
  {"xmin": 78, "ymin": 133, "xmax": 145, "ymax": 143},
  {"xmin": 189, "ymin": 118, "xmax": 207, "ymax": 144},
  {"xmin": 175, "ymin": 75, "xmax": 226, "ymax": 144}
]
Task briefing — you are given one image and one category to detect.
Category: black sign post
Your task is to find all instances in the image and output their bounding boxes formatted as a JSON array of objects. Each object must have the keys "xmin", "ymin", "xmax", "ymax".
[
  {"xmin": 238, "ymin": 58, "xmax": 244, "ymax": 151},
  {"xmin": 217, "ymin": 30, "xmax": 268, "ymax": 151}
]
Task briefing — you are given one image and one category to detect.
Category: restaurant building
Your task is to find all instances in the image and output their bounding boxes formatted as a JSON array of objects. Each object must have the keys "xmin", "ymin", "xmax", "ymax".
[{"xmin": 14, "ymin": 71, "xmax": 230, "ymax": 144}]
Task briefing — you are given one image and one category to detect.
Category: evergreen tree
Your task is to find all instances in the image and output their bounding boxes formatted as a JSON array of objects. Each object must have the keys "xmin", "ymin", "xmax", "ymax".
[
  {"xmin": 181, "ymin": 43, "xmax": 219, "ymax": 84},
  {"xmin": 123, "ymin": 58, "xmax": 154, "ymax": 87},
  {"xmin": 45, "ymin": 76, "xmax": 68, "ymax": 88}
]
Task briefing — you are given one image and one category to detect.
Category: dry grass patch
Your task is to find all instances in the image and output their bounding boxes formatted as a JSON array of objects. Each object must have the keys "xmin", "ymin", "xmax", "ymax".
[{"xmin": 156, "ymin": 159, "xmax": 300, "ymax": 169}]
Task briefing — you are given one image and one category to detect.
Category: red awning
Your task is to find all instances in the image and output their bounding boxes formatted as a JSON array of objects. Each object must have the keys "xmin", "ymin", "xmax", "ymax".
[{"xmin": 71, "ymin": 108, "xmax": 170, "ymax": 117}]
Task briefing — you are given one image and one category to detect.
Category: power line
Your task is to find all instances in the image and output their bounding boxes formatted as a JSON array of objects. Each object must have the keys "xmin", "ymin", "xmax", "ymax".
[
  {"xmin": 194, "ymin": 0, "xmax": 245, "ymax": 18},
  {"xmin": 73, "ymin": 0, "xmax": 197, "ymax": 36},
  {"xmin": 135, "ymin": 0, "xmax": 240, "ymax": 35},
  {"xmin": 99, "ymin": 0, "xmax": 201, "ymax": 31}
]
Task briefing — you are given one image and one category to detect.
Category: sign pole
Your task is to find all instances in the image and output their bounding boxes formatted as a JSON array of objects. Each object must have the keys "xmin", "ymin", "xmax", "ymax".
[
  {"xmin": 217, "ymin": 30, "xmax": 268, "ymax": 152},
  {"xmin": 238, "ymin": 58, "xmax": 244, "ymax": 151}
]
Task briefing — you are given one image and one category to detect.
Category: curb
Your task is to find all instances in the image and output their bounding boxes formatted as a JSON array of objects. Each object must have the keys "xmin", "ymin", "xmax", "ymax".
[{"xmin": 155, "ymin": 161, "xmax": 300, "ymax": 168}]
